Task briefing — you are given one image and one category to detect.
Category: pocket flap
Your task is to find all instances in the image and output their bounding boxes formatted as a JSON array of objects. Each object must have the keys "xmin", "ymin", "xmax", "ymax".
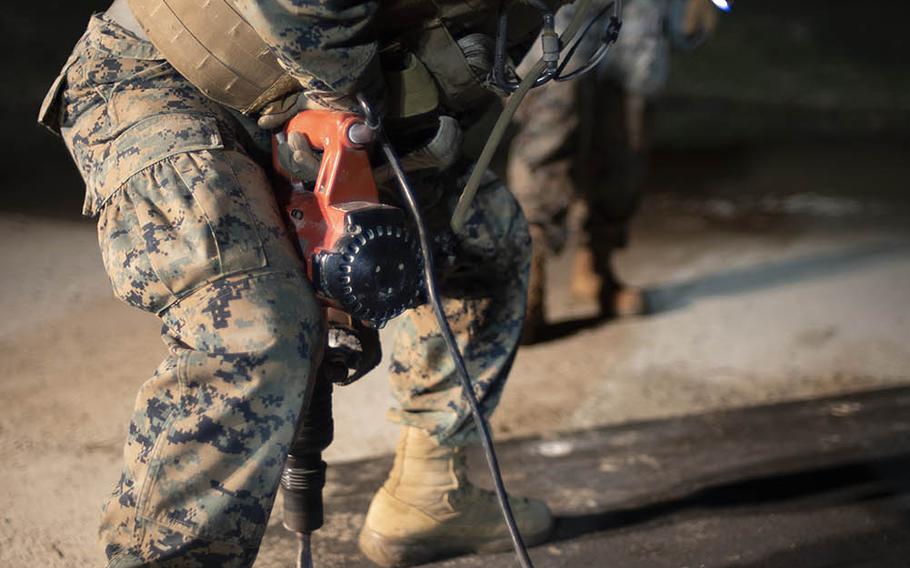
[
  {"xmin": 38, "ymin": 48, "xmax": 83, "ymax": 134},
  {"xmin": 88, "ymin": 113, "xmax": 224, "ymax": 214}
]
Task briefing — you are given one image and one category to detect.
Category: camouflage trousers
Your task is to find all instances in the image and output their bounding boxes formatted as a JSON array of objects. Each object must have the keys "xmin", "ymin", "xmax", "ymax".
[
  {"xmin": 45, "ymin": 15, "xmax": 529, "ymax": 567},
  {"xmin": 508, "ymin": 0, "xmax": 668, "ymax": 254}
]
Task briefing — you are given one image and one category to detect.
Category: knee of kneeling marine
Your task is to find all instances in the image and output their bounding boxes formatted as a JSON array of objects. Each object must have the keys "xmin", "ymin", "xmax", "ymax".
[
  {"xmin": 459, "ymin": 180, "xmax": 532, "ymax": 270},
  {"xmin": 163, "ymin": 272, "xmax": 325, "ymax": 380}
]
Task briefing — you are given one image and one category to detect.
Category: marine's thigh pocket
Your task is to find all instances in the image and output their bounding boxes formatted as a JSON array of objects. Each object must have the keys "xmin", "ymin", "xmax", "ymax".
[
  {"xmin": 98, "ymin": 150, "xmax": 268, "ymax": 313},
  {"xmin": 97, "ymin": 192, "xmax": 171, "ymax": 312}
]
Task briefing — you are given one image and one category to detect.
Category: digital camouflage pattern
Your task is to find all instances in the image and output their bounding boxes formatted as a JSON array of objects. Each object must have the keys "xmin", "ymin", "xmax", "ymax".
[
  {"xmin": 385, "ymin": 170, "xmax": 530, "ymax": 445},
  {"xmin": 99, "ymin": 271, "xmax": 324, "ymax": 567},
  {"xmin": 508, "ymin": 76, "xmax": 579, "ymax": 254},
  {"xmin": 509, "ymin": 0, "xmax": 670, "ymax": 254},
  {"xmin": 42, "ymin": 14, "xmax": 529, "ymax": 566},
  {"xmin": 230, "ymin": 0, "xmax": 383, "ymax": 109}
]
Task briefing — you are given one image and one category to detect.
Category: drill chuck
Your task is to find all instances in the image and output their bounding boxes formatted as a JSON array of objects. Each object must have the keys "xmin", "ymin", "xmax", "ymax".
[{"xmin": 282, "ymin": 377, "xmax": 334, "ymax": 534}]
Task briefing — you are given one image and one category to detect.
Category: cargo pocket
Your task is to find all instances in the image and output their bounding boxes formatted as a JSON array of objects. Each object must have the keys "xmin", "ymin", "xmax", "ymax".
[
  {"xmin": 98, "ymin": 191, "xmax": 171, "ymax": 312},
  {"xmin": 97, "ymin": 113, "xmax": 267, "ymax": 313},
  {"xmin": 38, "ymin": 39, "xmax": 84, "ymax": 133}
]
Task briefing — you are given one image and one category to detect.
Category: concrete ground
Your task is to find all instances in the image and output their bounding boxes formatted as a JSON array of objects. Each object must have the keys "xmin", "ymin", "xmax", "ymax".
[{"xmin": 1, "ymin": 140, "xmax": 909, "ymax": 567}]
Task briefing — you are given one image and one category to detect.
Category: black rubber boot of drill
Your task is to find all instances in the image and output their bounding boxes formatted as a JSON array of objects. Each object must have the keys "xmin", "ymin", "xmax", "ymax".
[{"xmin": 282, "ymin": 373, "xmax": 334, "ymax": 533}]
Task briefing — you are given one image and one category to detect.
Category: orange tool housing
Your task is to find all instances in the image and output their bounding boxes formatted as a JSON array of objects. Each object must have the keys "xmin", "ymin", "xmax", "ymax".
[
  {"xmin": 275, "ymin": 110, "xmax": 378, "ymax": 275},
  {"xmin": 273, "ymin": 110, "xmax": 422, "ymax": 325}
]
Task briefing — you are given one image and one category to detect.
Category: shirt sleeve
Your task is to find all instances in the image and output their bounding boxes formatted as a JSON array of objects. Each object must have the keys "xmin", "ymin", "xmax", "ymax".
[{"xmin": 231, "ymin": 0, "xmax": 384, "ymax": 109}]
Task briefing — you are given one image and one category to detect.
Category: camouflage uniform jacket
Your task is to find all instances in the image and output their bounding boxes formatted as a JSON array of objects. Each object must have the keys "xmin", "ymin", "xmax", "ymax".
[{"xmin": 230, "ymin": 0, "xmax": 384, "ymax": 108}]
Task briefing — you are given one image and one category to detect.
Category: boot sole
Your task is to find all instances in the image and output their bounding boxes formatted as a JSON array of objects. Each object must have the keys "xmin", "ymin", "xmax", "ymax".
[{"xmin": 358, "ymin": 520, "xmax": 554, "ymax": 567}]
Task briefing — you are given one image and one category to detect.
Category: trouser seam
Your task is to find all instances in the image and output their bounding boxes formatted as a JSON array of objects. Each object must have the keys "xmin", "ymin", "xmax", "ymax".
[
  {"xmin": 130, "ymin": 348, "xmax": 187, "ymax": 548},
  {"xmin": 156, "ymin": 266, "xmax": 307, "ymax": 318},
  {"xmin": 160, "ymin": 267, "xmax": 309, "ymax": 332},
  {"xmin": 132, "ymin": 513, "xmax": 261, "ymax": 550}
]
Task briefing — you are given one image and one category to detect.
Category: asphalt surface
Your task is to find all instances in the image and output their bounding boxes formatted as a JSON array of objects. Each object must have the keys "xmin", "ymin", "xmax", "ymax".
[{"xmin": 255, "ymin": 386, "xmax": 910, "ymax": 567}]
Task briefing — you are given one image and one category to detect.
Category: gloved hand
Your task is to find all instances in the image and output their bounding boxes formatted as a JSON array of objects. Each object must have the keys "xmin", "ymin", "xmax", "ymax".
[
  {"xmin": 258, "ymin": 51, "xmax": 386, "ymax": 128},
  {"xmin": 259, "ymin": 93, "xmax": 325, "ymax": 182},
  {"xmin": 258, "ymin": 92, "xmax": 319, "ymax": 130},
  {"xmin": 274, "ymin": 130, "xmax": 320, "ymax": 183},
  {"xmin": 372, "ymin": 116, "xmax": 463, "ymax": 182}
]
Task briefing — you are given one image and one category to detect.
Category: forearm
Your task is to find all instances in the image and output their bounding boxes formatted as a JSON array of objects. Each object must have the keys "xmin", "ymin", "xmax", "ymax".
[{"xmin": 232, "ymin": 0, "xmax": 383, "ymax": 108}]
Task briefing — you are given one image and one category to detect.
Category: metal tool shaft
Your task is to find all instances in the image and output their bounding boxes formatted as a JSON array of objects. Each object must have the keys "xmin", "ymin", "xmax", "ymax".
[
  {"xmin": 296, "ymin": 532, "xmax": 314, "ymax": 568},
  {"xmin": 282, "ymin": 367, "xmax": 335, "ymax": 567}
]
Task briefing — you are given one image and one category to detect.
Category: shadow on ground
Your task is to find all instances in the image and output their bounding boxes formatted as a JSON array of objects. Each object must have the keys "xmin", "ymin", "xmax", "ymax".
[
  {"xmin": 554, "ymin": 452, "xmax": 910, "ymax": 540},
  {"xmin": 255, "ymin": 385, "xmax": 910, "ymax": 567},
  {"xmin": 524, "ymin": 241, "xmax": 910, "ymax": 344},
  {"xmin": 646, "ymin": 241, "xmax": 910, "ymax": 315}
]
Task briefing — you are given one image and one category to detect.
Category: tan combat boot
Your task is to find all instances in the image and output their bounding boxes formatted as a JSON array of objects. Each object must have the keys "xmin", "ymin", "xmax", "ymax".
[
  {"xmin": 358, "ymin": 427, "xmax": 554, "ymax": 567},
  {"xmin": 571, "ymin": 243, "xmax": 646, "ymax": 318},
  {"xmin": 520, "ymin": 225, "xmax": 548, "ymax": 345},
  {"xmin": 570, "ymin": 243, "xmax": 602, "ymax": 302}
]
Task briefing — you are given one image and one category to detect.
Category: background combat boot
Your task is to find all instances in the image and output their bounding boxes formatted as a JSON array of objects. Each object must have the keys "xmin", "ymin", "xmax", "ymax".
[
  {"xmin": 570, "ymin": 242, "xmax": 602, "ymax": 302},
  {"xmin": 571, "ymin": 242, "xmax": 647, "ymax": 318},
  {"xmin": 358, "ymin": 427, "xmax": 554, "ymax": 567},
  {"xmin": 520, "ymin": 224, "xmax": 549, "ymax": 345}
]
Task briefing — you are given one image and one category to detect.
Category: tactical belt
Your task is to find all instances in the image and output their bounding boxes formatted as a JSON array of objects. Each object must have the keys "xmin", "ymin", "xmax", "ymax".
[{"xmin": 125, "ymin": 0, "xmax": 300, "ymax": 114}]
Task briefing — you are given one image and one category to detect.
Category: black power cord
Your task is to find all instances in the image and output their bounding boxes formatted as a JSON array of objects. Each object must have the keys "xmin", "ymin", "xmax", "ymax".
[
  {"xmin": 491, "ymin": 0, "xmax": 622, "ymax": 93},
  {"xmin": 358, "ymin": 94, "xmax": 536, "ymax": 568},
  {"xmin": 554, "ymin": 1, "xmax": 622, "ymax": 82}
]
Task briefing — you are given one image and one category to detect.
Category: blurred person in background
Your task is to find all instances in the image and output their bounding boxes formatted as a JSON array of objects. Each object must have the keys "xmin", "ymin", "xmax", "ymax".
[{"xmin": 510, "ymin": 0, "xmax": 721, "ymax": 343}]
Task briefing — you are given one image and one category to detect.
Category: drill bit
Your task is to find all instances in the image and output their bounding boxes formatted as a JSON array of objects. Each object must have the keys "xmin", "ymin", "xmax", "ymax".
[{"xmin": 296, "ymin": 532, "xmax": 313, "ymax": 568}]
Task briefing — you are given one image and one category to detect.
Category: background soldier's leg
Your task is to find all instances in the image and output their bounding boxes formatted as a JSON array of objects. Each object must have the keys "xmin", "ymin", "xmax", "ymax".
[
  {"xmin": 572, "ymin": 0, "xmax": 669, "ymax": 317},
  {"xmin": 96, "ymin": 148, "xmax": 323, "ymax": 567},
  {"xmin": 575, "ymin": 80, "xmax": 647, "ymax": 316},
  {"xmin": 507, "ymin": 80, "xmax": 580, "ymax": 342}
]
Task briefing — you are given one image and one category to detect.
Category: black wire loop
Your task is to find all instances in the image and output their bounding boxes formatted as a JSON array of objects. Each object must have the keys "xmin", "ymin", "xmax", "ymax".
[{"xmin": 490, "ymin": 0, "xmax": 623, "ymax": 93}]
